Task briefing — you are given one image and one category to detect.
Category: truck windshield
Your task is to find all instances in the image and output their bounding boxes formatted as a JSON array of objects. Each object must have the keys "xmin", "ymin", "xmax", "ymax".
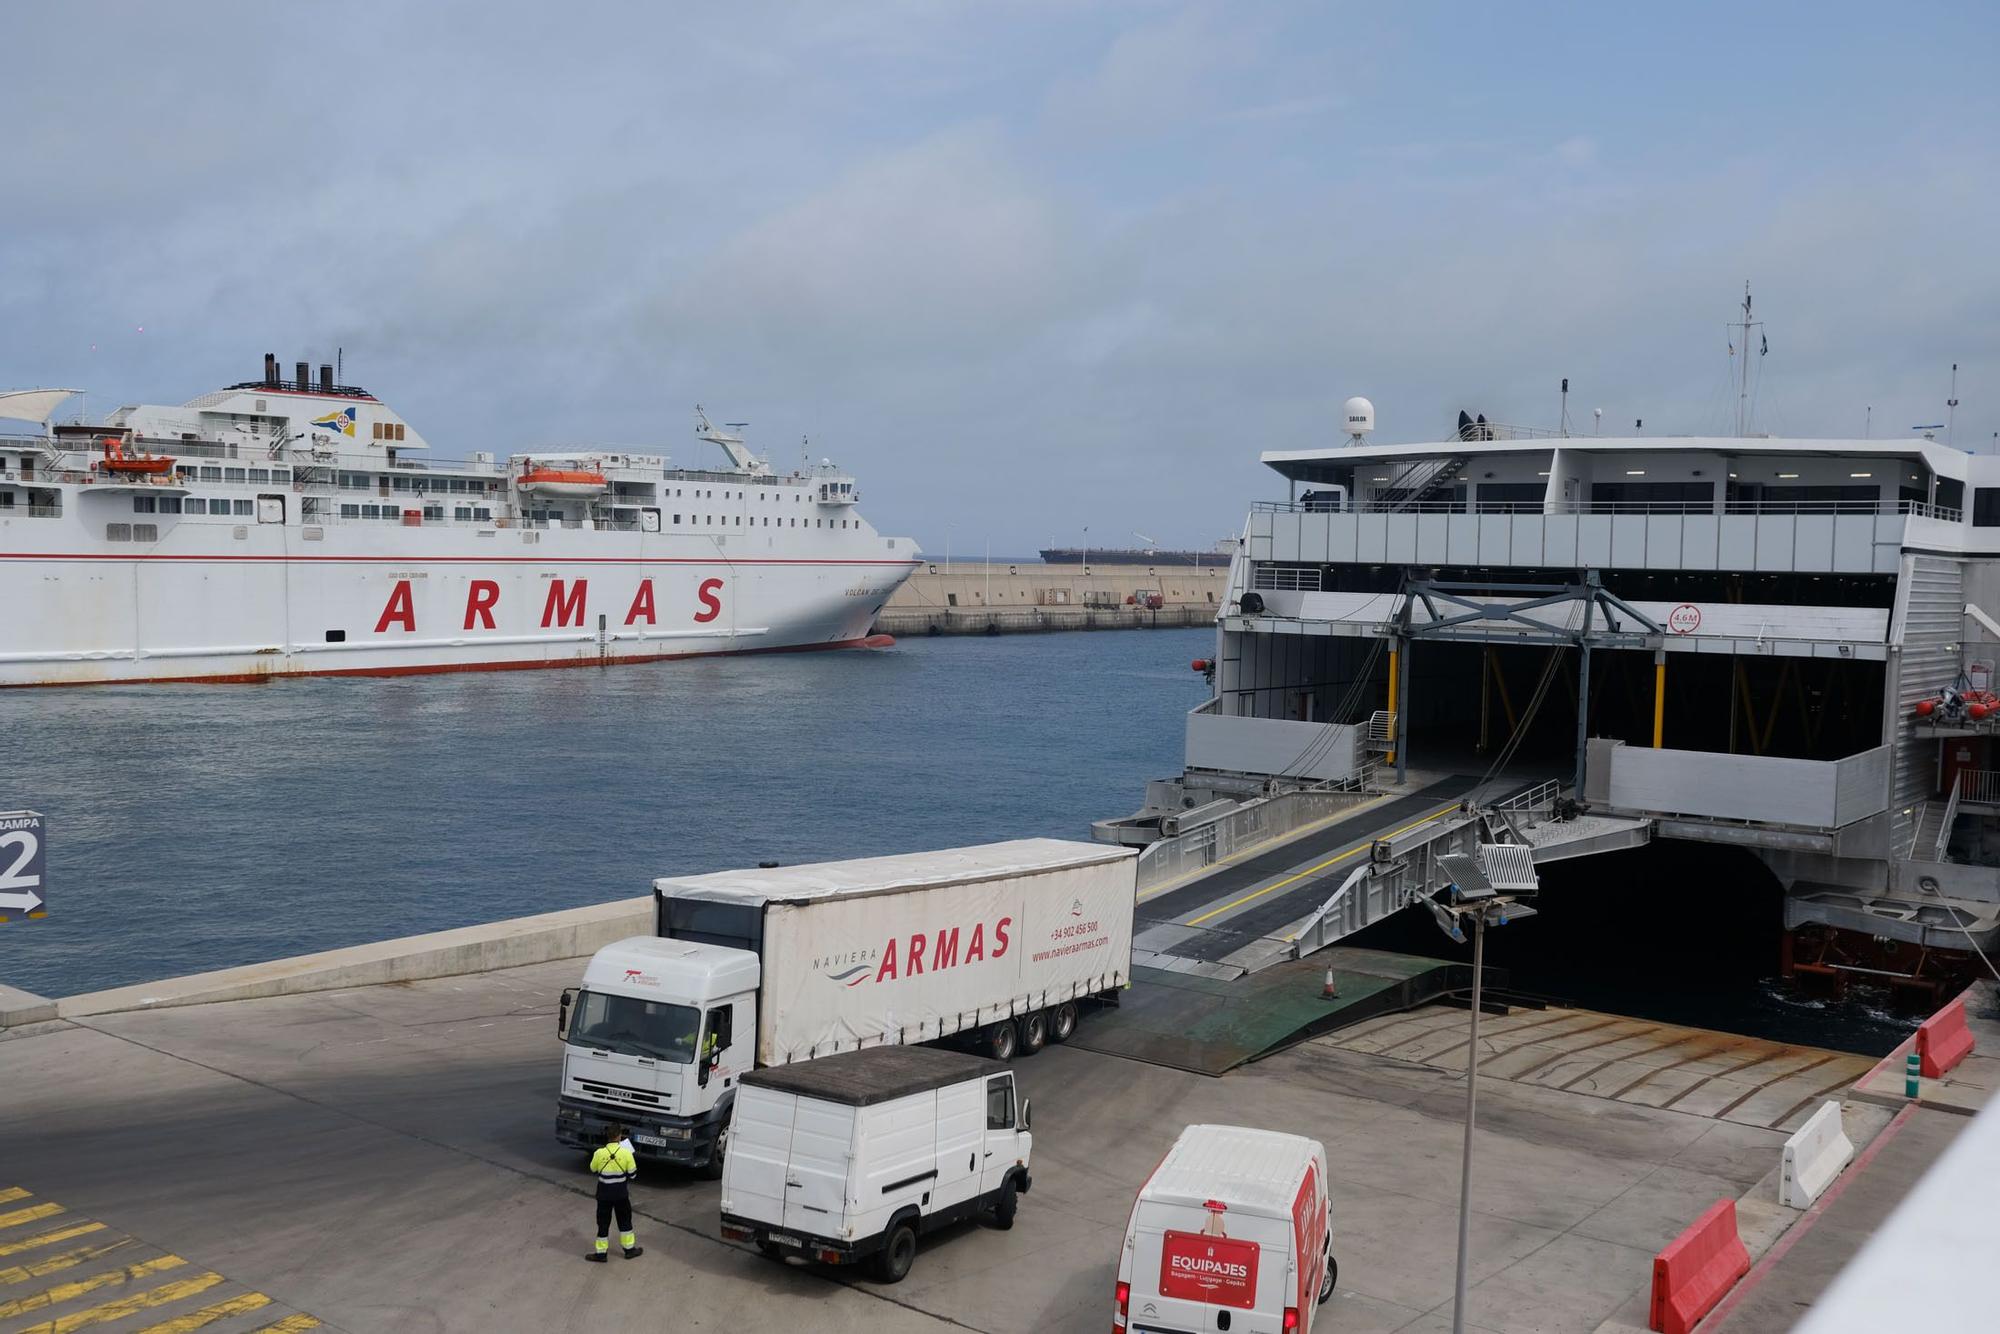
[{"xmin": 568, "ymin": 990, "xmax": 700, "ymax": 1063}]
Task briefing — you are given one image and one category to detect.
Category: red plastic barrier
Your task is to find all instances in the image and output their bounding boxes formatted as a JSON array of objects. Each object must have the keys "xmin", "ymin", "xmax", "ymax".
[
  {"xmin": 1916, "ymin": 996, "xmax": 1976, "ymax": 1079},
  {"xmin": 1649, "ymin": 1198, "xmax": 1750, "ymax": 1334}
]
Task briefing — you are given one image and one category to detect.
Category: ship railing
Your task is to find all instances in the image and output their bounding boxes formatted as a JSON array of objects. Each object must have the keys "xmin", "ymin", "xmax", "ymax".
[
  {"xmin": 1957, "ymin": 770, "xmax": 2000, "ymax": 806},
  {"xmin": 6, "ymin": 504, "xmax": 63, "ymax": 518},
  {"xmin": 1252, "ymin": 497, "xmax": 1963, "ymax": 521}
]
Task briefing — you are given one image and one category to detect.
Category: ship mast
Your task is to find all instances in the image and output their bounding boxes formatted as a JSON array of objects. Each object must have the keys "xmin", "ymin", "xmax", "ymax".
[{"xmin": 1731, "ymin": 281, "xmax": 1764, "ymax": 438}]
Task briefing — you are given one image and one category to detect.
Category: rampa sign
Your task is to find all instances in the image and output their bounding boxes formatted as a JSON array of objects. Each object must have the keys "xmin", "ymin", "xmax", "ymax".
[{"xmin": 0, "ymin": 810, "xmax": 47, "ymax": 922}]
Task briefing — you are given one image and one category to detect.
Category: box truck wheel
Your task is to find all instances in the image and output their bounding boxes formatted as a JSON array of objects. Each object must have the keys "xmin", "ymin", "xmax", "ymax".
[
  {"xmin": 988, "ymin": 1020, "xmax": 1019, "ymax": 1061},
  {"xmin": 1020, "ymin": 1010, "xmax": 1048, "ymax": 1054},
  {"xmin": 990, "ymin": 1176, "xmax": 1018, "ymax": 1230},
  {"xmin": 700, "ymin": 1122, "xmax": 729, "ymax": 1181},
  {"xmin": 1049, "ymin": 1001, "xmax": 1079, "ymax": 1043},
  {"xmin": 873, "ymin": 1219, "xmax": 919, "ymax": 1283}
]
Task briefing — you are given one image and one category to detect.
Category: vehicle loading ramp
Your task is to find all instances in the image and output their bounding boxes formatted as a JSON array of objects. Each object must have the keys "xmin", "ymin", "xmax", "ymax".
[
  {"xmin": 1133, "ymin": 774, "xmax": 1485, "ymax": 971},
  {"xmin": 1069, "ymin": 948, "xmax": 1480, "ymax": 1076}
]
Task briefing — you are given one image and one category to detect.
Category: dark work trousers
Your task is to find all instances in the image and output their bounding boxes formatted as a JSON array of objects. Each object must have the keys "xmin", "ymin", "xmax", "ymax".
[{"xmin": 595, "ymin": 1187, "xmax": 633, "ymax": 1241}]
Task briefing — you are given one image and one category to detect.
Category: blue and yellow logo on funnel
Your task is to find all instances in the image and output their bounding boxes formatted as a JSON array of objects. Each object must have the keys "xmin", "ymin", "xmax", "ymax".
[{"xmin": 311, "ymin": 406, "xmax": 356, "ymax": 437}]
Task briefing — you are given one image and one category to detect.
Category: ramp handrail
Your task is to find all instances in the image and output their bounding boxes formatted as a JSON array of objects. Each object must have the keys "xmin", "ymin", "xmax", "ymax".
[{"xmin": 1936, "ymin": 772, "xmax": 1962, "ymax": 862}]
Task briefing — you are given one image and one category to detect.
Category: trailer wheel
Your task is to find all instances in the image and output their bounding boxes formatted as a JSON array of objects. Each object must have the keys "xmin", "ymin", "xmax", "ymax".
[
  {"xmin": 1049, "ymin": 1002, "xmax": 1079, "ymax": 1043},
  {"xmin": 873, "ymin": 1220, "xmax": 919, "ymax": 1283},
  {"xmin": 988, "ymin": 1020, "xmax": 1019, "ymax": 1061},
  {"xmin": 1020, "ymin": 1010, "xmax": 1048, "ymax": 1054}
]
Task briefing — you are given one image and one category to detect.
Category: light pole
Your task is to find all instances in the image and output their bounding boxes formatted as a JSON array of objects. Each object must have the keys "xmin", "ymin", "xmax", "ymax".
[
  {"xmin": 1429, "ymin": 846, "xmax": 1540, "ymax": 1334},
  {"xmin": 1083, "ymin": 525, "xmax": 1089, "ymax": 573}
]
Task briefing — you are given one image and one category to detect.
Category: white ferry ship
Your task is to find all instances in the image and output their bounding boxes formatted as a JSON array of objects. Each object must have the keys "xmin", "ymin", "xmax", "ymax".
[{"xmin": 0, "ymin": 355, "xmax": 918, "ymax": 685}]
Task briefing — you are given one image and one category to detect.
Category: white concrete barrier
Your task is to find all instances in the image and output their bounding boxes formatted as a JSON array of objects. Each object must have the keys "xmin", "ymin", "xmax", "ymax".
[
  {"xmin": 1780, "ymin": 1099, "xmax": 1856, "ymax": 1209},
  {"xmin": 57, "ymin": 896, "xmax": 653, "ymax": 1018}
]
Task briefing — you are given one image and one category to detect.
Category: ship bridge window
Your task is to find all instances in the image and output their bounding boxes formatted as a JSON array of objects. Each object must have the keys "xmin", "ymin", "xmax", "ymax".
[
  {"xmin": 184, "ymin": 499, "xmax": 206, "ymax": 515},
  {"xmin": 224, "ymin": 467, "xmax": 247, "ymax": 483},
  {"xmin": 1973, "ymin": 488, "xmax": 2000, "ymax": 527},
  {"xmin": 198, "ymin": 466, "xmax": 222, "ymax": 481},
  {"xmin": 159, "ymin": 497, "xmax": 182, "ymax": 514},
  {"xmin": 1475, "ymin": 483, "xmax": 1546, "ymax": 514}
]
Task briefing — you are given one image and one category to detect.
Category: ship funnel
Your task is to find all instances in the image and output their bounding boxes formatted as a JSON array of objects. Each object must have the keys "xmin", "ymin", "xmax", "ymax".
[
  {"xmin": 319, "ymin": 364, "xmax": 334, "ymax": 391},
  {"xmin": 295, "ymin": 361, "xmax": 310, "ymax": 392},
  {"xmin": 264, "ymin": 352, "xmax": 278, "ymax": 383}
]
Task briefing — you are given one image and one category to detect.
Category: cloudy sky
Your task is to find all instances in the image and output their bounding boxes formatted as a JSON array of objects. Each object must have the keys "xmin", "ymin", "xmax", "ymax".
[{"xmin": 5, "ymin": 1, "xmax": 1995, "ymax": 554}]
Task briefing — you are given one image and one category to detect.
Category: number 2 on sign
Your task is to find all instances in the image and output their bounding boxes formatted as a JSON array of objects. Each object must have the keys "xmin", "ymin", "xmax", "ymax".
[{"xmin": 0, "ymin": 830, "xmax": 39, "ymax": 890}]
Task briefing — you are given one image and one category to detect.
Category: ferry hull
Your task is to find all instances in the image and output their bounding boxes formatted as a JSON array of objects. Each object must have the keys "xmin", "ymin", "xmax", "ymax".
[{"xmin": 0, "ymin": 521, "xmax": 916, "ymax": 687}]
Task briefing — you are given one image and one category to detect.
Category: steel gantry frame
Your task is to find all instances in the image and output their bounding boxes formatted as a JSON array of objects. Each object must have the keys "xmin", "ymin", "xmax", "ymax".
[{"xmin": 1390, "ymin": 572, "xmax": 1665, "ymax": 795}]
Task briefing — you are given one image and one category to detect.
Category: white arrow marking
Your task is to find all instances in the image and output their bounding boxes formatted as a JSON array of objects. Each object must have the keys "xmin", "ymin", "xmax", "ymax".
[{"xmin": 0, "ymin": 889, "xmax": 42, "ymax": 912}]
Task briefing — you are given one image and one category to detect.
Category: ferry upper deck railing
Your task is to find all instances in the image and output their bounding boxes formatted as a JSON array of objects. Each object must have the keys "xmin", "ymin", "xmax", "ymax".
[
  {"xmin": 1254, "ymin": 497, "xmax": 1964, "ymax": 521},
  {"xmin": 1958, "ymin": 770, "xmax": 2000, "ymax": 805}
]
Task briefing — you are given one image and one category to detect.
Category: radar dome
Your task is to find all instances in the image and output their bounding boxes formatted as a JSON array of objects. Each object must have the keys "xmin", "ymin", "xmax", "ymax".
[{"xmin": 1343, "ymin": 396, "xmax": 1375, "ymax": 441}]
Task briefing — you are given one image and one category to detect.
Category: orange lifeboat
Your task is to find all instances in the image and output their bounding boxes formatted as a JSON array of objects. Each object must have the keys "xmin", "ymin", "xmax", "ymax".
[
  {"xmin": 94, "ymin": 436, "xmax": 176, "ymax": 476},
  {"xmin": 517, "ymin": 465, "xmax": 608, "ymax": 497}
]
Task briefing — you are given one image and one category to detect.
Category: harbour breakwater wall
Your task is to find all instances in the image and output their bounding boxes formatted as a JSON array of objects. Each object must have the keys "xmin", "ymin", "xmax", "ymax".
[{"xmin": 877, "ymin": 560, "xmax": 1227, "ymax": 636}]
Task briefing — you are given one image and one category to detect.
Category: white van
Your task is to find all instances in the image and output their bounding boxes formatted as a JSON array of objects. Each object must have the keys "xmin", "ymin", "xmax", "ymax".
[
  {"xmin": 719, "ymin": 1044, "xmax": 1032, "ymax": 1283},
  {"xmin": 1115, "ymin": 1124, "xmax": 1335, "ymax": 1334}
]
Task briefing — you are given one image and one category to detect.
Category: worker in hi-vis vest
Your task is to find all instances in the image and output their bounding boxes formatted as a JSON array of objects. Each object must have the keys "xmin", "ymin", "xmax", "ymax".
[{"xmin": 587, "ymin": 1124, "xmax": 642, "ymax": 1262}]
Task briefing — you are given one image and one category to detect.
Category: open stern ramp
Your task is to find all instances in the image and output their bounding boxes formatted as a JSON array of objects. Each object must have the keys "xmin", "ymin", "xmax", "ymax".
[
  {"xmin": 1132, "ymin": 775, "xmax": 1483, "ymax": 976},
  {"xmin": 1067, "ymin": 950, "xmax": 1475, "ymax": 1075}
]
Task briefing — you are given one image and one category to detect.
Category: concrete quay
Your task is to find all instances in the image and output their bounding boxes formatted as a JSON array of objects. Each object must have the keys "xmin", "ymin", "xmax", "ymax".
[
  {"xmin": 3, "ymin": 955, "xmax": 1836, "ymax": 1334},
  {"xmin": 877, "ymin": 560, "xmax": 1225, "ymax": 636}
]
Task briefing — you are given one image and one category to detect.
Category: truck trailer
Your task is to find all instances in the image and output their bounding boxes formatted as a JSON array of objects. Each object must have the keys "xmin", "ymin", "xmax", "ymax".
[{"xmin": 555, "ymin": 838, "xmax": 1137, "ymax": 1173}]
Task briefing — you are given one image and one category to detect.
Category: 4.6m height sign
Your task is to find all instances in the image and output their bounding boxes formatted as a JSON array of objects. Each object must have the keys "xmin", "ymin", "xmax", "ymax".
[{"xmin": 0, "ymin": 811, "xmax": 46, "ymax": 922}]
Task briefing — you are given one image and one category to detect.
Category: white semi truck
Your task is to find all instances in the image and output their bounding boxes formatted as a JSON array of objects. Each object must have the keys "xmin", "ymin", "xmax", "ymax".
[{"xmin": 555, "ymin": 838, "xmax": 1137, "ymax": 1174}]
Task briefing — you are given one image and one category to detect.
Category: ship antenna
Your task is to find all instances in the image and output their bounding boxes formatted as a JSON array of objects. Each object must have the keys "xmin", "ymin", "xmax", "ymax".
[
  {"xmin": 336, "ymin": 346, "xmax": 342, "ymax": 386},
  {"xmin": 1947, "ymin": 363, "xmax": 1960, "ymax": 448}
]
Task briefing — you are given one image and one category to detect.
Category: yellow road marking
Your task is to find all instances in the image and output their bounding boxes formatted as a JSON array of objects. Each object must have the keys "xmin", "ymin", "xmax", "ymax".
[
  {"xmin": 1135, "ymin": 793, "xmax": 1395, "ymax": 903},
  {"xmin": 0, "ymin": 1188, "xmax": 28, "ymax": 1205},
  {"xmin": 0, "ymin": 1203, "xmax": 63, "ymax": 1231},
  {"xmin": 133, "ymin": 1290, "xmax": 273, "ymax": 1333},
  {"xmin": 0, "ymin": 1254, "xmax": 186, "ymax": 1319},
  {"xmin": 1, "ymin": 1239, "xmax": 134, "ymax": 1286},
  {"xmin": 249, "ymin": 1317, "xmax": 321, "ymax": 1333},
  {"xmin": 0, "ymin": 1224, "xmax": 107, "ymax": 1259},
  {"xmin": 1182, "ymin": 801, "xmax": 1464, "ymax": 928},
  {"xmin": 22, "ymin": 1271, "xmax": 223, "ymax": 1334}
]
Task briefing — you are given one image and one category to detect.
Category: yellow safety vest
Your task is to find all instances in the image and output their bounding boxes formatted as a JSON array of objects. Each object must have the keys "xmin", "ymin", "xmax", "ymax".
[{"xmin": 590, "ymin": 1143, "xmax": 637, "ymax": 1186}]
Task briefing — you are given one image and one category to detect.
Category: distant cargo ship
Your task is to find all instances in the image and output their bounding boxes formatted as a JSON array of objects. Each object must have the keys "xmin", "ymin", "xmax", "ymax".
[
  {"xmin": 0, "ymin": 354, "xmax": 919, "ymax": 685},
  {"xmin": 1039, "ymin": 542, "xmax": 1234, "ymax": 568}
]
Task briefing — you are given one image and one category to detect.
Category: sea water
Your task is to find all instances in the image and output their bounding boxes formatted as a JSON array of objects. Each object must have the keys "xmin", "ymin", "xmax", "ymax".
[{"xmin": 0, "ymin": 630, "xmax": 1210, "ymax": 997}]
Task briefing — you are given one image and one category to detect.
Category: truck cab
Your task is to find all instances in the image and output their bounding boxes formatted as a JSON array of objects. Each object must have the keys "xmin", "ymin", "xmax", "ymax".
[{"xmin": 555, "ymin": 936, "xmax": 758, "ymax": 1173}]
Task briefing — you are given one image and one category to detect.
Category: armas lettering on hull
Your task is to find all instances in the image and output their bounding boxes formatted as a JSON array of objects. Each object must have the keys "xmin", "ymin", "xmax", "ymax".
[{"xmin": 373, "ymin": 576, "xmax": 726, "ymax": 634}]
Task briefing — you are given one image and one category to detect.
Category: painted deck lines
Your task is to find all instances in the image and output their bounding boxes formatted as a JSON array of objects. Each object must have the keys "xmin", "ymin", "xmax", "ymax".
[
  {"xmin": 1326, "ymin": 1002, "xmax": 1874, "ymax": 1130},
  {"xmin": 0, "ymin": 1188, "xmax": 321, "ymax": 1334}
]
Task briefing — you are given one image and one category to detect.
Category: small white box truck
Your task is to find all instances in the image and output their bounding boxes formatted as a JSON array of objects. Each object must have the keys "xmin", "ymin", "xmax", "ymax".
[
  {"xmin": 556, "ymin": 838, "xmax": 1136, "ymax": 1173},
  {"xmin": 719, "ymin": 1044, "xmax": 1032, "ymax": 1282}
]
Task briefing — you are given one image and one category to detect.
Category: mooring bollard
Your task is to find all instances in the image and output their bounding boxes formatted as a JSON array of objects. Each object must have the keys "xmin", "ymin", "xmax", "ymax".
[{"xmin": 1905, "ymin": 1049, "xmax": 1922, "ymax": 1098}]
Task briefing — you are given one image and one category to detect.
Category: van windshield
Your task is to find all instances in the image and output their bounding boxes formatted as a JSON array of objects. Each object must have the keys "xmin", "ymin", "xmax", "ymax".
[{"xmin": 568, "ymin": 990, "xmax": 700, "ymax": 1063}]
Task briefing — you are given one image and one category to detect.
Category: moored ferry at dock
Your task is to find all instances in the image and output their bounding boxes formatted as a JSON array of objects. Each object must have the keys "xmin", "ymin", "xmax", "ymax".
[{"xmin": 0, "ymin": 355, "xmax": 918, "ymax": 685}]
